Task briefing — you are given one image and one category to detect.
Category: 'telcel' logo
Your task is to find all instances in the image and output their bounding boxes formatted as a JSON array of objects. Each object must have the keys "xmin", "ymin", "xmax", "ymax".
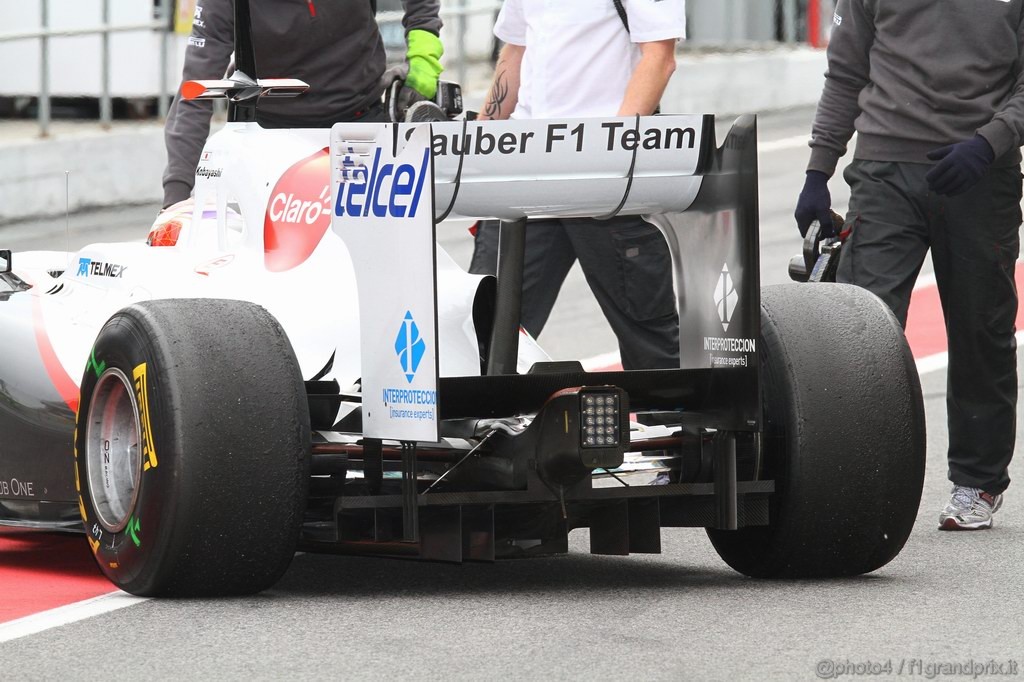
[
  {"xmin": 714, "ymin": 263, "xmax": 738, "ymax": 332},
  {"xmin": 394, "ymin": 311, "xmax": 426, "ymax": 383},
  {"xmin": 335, "ymin": 147, "xmax": 430, "ymax": 220}
]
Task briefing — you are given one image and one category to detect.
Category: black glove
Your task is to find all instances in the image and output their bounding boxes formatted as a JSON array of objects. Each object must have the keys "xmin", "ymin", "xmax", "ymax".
[
  {"xmin": 392, "ymin": 83, "xmax": 428, "ymax": 121},
  {"xmin": 925, "ymin": 135, "xmax": 994, "ymax": 197},
  {"xmin": 380, "ymin": 64, "xmax": 427, "ymax": 122},
  {"xmin": 794, "ymin": 170, "xmax": 834, "ymax": 238}
]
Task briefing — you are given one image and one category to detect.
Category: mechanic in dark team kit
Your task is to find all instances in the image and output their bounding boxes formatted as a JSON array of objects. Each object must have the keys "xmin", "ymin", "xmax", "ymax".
[
  {"xmin": 469, "ymin": 0, "xmax": 686, "ymax": 370},
  {"xmin": 795, "ymin": 0, "xmax": 1024, "ymax": 529},
  {"xmin": 162, "ymin": 0, "xmax": 443, "ymax": 209}
]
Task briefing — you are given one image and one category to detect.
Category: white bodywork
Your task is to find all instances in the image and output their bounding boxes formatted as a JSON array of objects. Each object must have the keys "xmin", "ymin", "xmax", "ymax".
[{"xmin": 16, "ymin": 122, "xmax": 547, "ymax": 396}]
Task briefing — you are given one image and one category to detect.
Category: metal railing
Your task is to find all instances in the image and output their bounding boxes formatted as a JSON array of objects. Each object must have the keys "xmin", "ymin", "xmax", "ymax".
[
  {"xmin": 0, "ymin": 0, "xmax": 172, "ymax": 137},
  {"xmin": 0, "ymin": 0, "xmax": 504, "ymax": 138}
]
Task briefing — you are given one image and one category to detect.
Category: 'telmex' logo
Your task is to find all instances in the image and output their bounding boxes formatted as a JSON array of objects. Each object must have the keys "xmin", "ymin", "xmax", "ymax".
[{"xmin": 77, "ymin": 258, "xmax": 127, "ymax": 278}]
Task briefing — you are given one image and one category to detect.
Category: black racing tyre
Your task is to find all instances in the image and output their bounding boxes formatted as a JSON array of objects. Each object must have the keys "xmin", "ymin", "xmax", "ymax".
[
  {"xmin": 708, "ymin": 283, "xmax": 925, "ymax": 578},
  {"xmin": 74, "ymin": 299, "xmax": 310, "ymax": 596}
]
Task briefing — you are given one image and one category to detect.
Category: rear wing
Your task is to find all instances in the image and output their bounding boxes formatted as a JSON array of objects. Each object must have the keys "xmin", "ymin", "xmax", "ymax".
[
  {"xmin": 330, "ymin": 115, "xmax": 760, "ymax": 442},
  {"xmin": 424, "ymin": 115, "xmax": 714, "ymax": 221}
]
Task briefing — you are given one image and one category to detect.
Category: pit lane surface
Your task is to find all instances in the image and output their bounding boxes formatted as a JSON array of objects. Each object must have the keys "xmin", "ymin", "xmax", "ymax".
[{"xmin": 0, "ymin": 108, "xmax": 1021, "ymax": 680}]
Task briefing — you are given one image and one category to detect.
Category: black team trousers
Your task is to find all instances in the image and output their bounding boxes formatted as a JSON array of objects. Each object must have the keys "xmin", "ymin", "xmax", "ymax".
[{"xmin": 838, "ymin": 160, "xmax": 1021, "ymax": 494}]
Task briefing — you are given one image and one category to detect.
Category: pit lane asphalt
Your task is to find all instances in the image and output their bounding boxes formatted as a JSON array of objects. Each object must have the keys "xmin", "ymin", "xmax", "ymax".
[{"xmin": 0, "ymin": 108, "xmax": 1021, "ymax": 680}]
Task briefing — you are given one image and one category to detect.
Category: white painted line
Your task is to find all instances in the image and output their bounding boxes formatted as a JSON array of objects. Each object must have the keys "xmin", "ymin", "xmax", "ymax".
[
  {"xmin": 913, "ymin": 271, "xmax": 937, "ymax": 291},
  {"xmin": 915, "ymin": 351, "xmax": 949, "ymax": 376},
  {"xmin": 0, "ymin": 591, "xmax": 148, "ymax": 644},
  {"xmin": 914, "ymin": 330, "xmax": 1024, "ymax": 376},
  {"xmin": 758, "ymin": 132, "xmax": 860, "ymax": 155},
  {"xmin": 757, "ymin": 135, "xmax": 810, "ymax": 154},
  {"xmin": 581, "ymin": 350, "xmax": 621, "ymax": 372},
  {"xmin": 580, "ymin": 348, "xmax": 956, "ymax": 376}
]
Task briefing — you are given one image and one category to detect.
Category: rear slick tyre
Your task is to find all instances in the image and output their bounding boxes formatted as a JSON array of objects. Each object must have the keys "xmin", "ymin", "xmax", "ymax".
[
  {"xmin": 708, "ymin": 283, "xmax": 926, "ymax": 578},
  {"xmin": 74, "ymin": 299, "xmax": 310, "ymax": 596}
]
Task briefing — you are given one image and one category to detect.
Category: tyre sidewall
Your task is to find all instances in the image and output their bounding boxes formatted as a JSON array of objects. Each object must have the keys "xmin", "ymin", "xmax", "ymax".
[{"xmin": 76, "ymin": 314, "xmax": 181, "ymax": 595}]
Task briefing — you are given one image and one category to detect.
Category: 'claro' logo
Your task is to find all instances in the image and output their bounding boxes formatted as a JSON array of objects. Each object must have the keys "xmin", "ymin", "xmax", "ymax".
[
  {"xmin": 264, "ymin": 147, "xmax": 331, "ymax": 272},
  {"xmin": 334, "ymin": 147, "xmax": 430, "ymax": 219}
]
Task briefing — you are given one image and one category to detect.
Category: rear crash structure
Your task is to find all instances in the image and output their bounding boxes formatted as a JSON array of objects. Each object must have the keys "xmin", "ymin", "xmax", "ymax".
[{"xmin": 64, "ymin": 112, "xmax": 923, "ymax": 596}]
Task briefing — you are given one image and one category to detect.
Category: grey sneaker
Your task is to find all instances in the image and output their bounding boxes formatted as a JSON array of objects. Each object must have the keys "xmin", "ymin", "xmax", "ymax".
[{"xmin": 938, "ymin": 485, "xmax": 1003, "ymax": 530}]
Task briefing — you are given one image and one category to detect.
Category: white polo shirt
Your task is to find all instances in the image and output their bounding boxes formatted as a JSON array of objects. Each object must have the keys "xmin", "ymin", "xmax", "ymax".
[{"xmin": 494, "ymin": 0, "xmax": 687, "ymax": 120}]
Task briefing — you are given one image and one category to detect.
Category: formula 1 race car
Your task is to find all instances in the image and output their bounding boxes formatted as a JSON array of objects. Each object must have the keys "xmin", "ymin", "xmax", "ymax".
[{"xmin": 0, "ymin": 2, "xmax": 925, "ymax": 597}]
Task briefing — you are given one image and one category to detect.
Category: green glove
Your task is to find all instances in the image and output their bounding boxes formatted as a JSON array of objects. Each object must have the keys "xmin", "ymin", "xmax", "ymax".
[{"xmin": 405, "ymin": 29, "xmax": 444, "ymax": 99}]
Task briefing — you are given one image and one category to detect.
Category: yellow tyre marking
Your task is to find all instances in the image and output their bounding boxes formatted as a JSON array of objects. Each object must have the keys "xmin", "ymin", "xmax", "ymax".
[{"xmin": 132, "ymin": 363, "xmax": 159, "ymax": 471}]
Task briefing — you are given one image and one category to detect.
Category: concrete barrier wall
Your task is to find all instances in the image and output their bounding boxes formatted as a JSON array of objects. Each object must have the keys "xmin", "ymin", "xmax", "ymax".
[
  {"xmin": 667, "ymin": 47, "xmax": 826, "ymax": 116},
  {"xmin": 0, "ymin": 125, "xmax": 166, "ymax": 224}
]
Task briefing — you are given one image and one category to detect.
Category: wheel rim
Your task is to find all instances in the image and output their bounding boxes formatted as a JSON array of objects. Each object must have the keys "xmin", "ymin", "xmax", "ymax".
[{"xmin": 86, "ymin": 368, "xmax": 143, "ymax": 533}]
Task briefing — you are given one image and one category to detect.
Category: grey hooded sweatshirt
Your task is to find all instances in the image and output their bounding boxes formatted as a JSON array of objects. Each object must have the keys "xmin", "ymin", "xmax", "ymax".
[
  {"xmin": 808, "ymin": 0, "xmax": 1024, "ymax": 177},
  {"xmin": 162, "ymin": 0, "xmax": 441, "ymax": 207}
]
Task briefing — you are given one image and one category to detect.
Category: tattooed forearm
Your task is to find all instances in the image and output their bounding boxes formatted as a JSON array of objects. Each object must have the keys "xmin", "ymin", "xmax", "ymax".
[
  {"xmin": 479, "ymin": 44, "xmax": 523, "ymax": 120},
  {"xmin": 483, "ymin": 70, "xmax": 509, "ymax": 119}
]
